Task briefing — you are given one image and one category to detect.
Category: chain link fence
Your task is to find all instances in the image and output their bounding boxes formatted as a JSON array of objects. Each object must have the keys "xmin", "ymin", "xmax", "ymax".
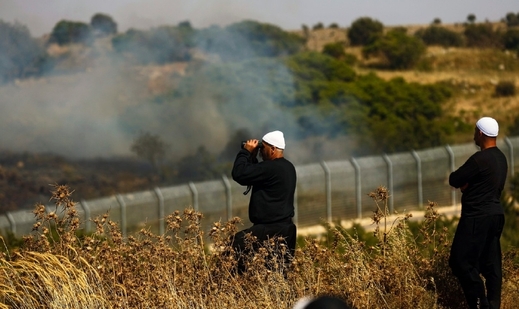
[{"xmin": 1, "ymin": 137, "xmax": 518, "ymax": 238}]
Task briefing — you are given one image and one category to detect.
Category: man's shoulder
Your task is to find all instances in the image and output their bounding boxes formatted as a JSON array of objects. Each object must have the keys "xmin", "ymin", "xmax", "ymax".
[{"xmin": 265, "ymin": 157, "xmax": 295, "ymax": 168}]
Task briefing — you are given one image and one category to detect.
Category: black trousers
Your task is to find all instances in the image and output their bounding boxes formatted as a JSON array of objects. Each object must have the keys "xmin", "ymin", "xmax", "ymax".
[
  {"xmin": 449, "ymin": 214, "xmax": 504, "ymax": 309},
  {"xmin": 231, "ymin": 219, "xmax": 297, "ymax": 274}
]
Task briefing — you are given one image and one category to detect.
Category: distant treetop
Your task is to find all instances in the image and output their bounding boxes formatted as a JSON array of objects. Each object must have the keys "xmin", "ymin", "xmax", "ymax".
[
  {"xmin": 90, "ymin": 13, "xmax": 117, "ymax": 37},
  {"xmin": 348, "ymin": 17, "xmax": 384, "ymax": 46}
]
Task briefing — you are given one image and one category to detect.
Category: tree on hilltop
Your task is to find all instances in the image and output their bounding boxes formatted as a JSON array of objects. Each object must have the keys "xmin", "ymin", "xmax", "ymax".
[
  {"xmin": 363, "ymin": 29, "xmax": 426, "ymax": 69},
  {"xmin": 504, "ymin": 12, "xmax": 519, "ymax": 27},
  {"xmin": 90, "ymin": 13, "xmax": 117, "ymax": 37},
  {"xmin": 347, "ymin": 17, "xmax": 384, "ymax": 46},
  {"xmin": 49, "ymin": 20, "xmax": 92, "ymax": 45}
]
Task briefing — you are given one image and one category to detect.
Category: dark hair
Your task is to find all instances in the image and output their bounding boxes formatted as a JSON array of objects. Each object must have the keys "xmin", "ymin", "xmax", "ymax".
[{"xmin": 304, "ymin": 296, "xmax": 352, "ymax": 309}]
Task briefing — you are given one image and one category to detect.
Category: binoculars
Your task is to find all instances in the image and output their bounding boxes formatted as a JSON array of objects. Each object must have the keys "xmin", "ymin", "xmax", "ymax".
[{"xmin": 241, "ymin": 140, "xmax": 263, "ymax": 149}]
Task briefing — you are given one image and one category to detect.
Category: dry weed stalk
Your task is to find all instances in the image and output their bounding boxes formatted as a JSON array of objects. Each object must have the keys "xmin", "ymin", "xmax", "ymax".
[
  {"xmin": 0, "ymin": 251, "xmax": 110, "ymax": 308},
  {"xmin": 1, "ymin": 184, "xmax": 519, "ymax": 308}
]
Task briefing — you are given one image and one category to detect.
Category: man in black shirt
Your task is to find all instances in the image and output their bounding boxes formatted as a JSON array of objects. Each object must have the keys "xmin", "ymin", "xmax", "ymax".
[
  {"xmin": 449, "ymin": 117, "xmax": 508, "ymax": 309},
  {"xmin": 231, "ymin": 130, "xmax": 297, "ymax": 273}
]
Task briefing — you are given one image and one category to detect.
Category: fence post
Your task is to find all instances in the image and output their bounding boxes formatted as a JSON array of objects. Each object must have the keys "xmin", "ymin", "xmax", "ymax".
[
  {"xmin": 383, "ymin": 154, "xmax": 394, "ymax": 213},
  {"xmin": 505, "ymin": 137, "xmax": 514, "ymax": 178},
  {"xmin": 445, "ymin": 145, "xmax": 457, "ymax": 207},
  {"xmin": 115, "ymin": 194, "xmax": 127, "ymax": 239},
  {"xmin": 222, "ymin": 175, "xmax": 232, "ymax": 221},
  {"xmin": 6, "ymin": 212, "xmax": 16, "ymax": 235},
  {"xmin": 154, "ymin": 187, "xmax": 165, "ymax": 235},
  {"xmin": 80, "ymin": 199, "xmax": 91, "ymax": 233},
  {"xmin": 188, "ymin": 182, "xmax": 199, "ymax": 212},
  {"xmin": 411, "ymin": 150, "xmax": 423, "ymax": 208},
  {"xmin": 293, "ymin": 186, "xmax": 298, "ymax": 226},
  {"xmin": 350, "ymin": 157, "xmax": 362, "ymax": 219},
  {"xmin": 320, "ymin": 161, "xmax": 332, "ymax": 223}
]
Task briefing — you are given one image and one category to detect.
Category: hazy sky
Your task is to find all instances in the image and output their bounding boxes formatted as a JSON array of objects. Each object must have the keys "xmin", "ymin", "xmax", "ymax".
[{"xmin": 1, "ymin": 0, "xmax": 517, "ymax": 37}]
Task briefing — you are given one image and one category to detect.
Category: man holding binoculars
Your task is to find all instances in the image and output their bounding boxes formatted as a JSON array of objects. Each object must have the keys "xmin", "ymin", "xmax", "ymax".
[{"xmin": 231, "ymin": 130, "xmax": 297, "ymax": 274}]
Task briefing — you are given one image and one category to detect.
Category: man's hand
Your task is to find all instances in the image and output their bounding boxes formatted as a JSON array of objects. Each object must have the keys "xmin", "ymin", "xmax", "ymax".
[{"xmin": 244, "ymin": 139, "xmax": 260, "ymax": 157}]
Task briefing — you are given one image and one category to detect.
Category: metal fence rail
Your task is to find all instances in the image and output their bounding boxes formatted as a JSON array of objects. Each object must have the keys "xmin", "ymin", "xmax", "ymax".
[{"xmin": 1, "ymin": 137, "xmax": 518, "ymax": 238}]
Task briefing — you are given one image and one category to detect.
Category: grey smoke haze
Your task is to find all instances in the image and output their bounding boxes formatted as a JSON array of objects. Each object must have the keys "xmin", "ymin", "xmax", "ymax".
[
  {"xmin": 0, "ymin": 0, "xmax": 516, "ymax": 163},
  {"xmin": 0, "ymin": 60, "xmax": 142, "ymax": 158},
  {"xmin": 0, "ymin": 0, "xmax": 516, "ymax": 38},
  {"xmin": 0, "ymin": 28, "xmax": 323, "ymax": 162}
]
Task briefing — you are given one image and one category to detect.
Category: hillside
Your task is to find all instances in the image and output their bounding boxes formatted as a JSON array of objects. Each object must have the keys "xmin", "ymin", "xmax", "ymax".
[
  {"xmin": 299, "ymin": 24, "xmax": 519, "ymax": 129},
  {"xmin": 1, "ymin": 21, "xmax": 519, "ymax": 214}
]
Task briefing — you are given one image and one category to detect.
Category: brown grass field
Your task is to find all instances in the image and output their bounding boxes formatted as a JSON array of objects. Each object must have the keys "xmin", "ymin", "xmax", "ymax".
[{"xmin": 1, "ymin": 185, "xmax": 519, "ymax": 308}]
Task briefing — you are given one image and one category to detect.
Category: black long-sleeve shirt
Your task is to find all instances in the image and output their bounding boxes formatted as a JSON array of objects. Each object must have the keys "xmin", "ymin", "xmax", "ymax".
[
  {"xmin": 232, "ymin": 149, "xmax": 296, "ymax": 224},
  {"xmin": 449, "ymin": 147, "xmax": 507, "ymax": 217}
]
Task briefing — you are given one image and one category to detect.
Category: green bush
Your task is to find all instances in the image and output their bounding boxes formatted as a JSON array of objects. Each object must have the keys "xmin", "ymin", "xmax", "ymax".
[
  {"xmin": 342, "ymin": 74, "xmax": 455, "ymax": 153},
  {"xmin": 49, "ymin": 20, "xmax": 93, "ymax": 45},
  {"xmin": 347, "ymin": 17, "xmax": 384, "ymax": 46},
  {"xmin": 286, "ymin": 51, "xmax": 356, "ymax": 83},
  {"xmin": 343, "ymin": 53, "xmax": 358, "ymax": 66},
  {"xmin": 494, "ymin": 80, "xmax": 516, "ymax": 97},
  {"xmin": 363, "ymin": 29, "xmax": 427, "ymax": 70},
  {"xmin": 415, "ymin": 26, "xmax": 465, "ymax": 47},
  {"xmin": 503, "ymin": 29, "xmax": 519, "ymax": 51},
  {"xmin": 90, "ymin": 13, "xmax": 117, "ymax": 37},
  {"xmin": 504, "ymin": 12, "xmax": 519, "ymax": 27},
  {"xmin": 321, "ymin": 42, "xmax": 345, "ymax": 59},
  {"xmin": 312, "ymin": 22, "xmax": 324, "ymax": 30},
  {"xmin": 463, "ymin": 23, "xmax": 503, "ymax": 48}
]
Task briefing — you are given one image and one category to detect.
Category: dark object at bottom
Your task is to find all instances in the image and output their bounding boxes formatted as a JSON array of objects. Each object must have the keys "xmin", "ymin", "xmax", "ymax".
[{"xmin": 305, "ymin": 296, "xmax": 352, "ymax": 309}]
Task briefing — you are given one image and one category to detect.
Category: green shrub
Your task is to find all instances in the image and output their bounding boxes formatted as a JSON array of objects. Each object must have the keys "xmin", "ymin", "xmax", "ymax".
[
  {"xmin": 464, "ymin": 23, "xmax": 503, "ymax": 48},
  {"xmin": 415, "ymin": 26, "xmax": 465, "ymax": 47},
  {"xmin": 363, "ymin": 29, "xmax": 426, "ymax": 70},
  {"xmin": 286, "ymin": 51, "xmax": 356, "ymax": 83},
  {"xmin": 343, "ymin": 53, "xmax": 358, "ymax": 66},
  {"xmin": 90, "ymin": 13, "xmax": 117, "ymax": 37},
  {"xmin": 347, "ymin": 17, "xmax": 384, "ymax": 46},
  {"xmin": 343, "ymin": 74, "xmax": 455, "ymax": 153},
  {"xmin": 503, "ymin": 29, "xmax": 519, "ymax": 51},
  {"xmin": 321, "ymin": 42, "xmax": 345, "ymax": 59},
  {"xmin": 504, "ymin": 12, "xmax": 519, "ymax": 27},
  {"xmin": 49, "ymin": 20, "xmax": 92, "ymax": 45},
  {"xmin": 494, "ymin": 80, "xmax": 516, "ymax": 97},
  {"xmin": 312, "ymin": 22, "xmax": 324, "ymax": 30}
]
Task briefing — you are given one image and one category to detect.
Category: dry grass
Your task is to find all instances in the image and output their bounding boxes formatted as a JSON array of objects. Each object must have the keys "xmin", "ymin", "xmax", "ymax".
[{"xmin": 1, "ymin": 184, "xmax": 519, "ymax": 308}]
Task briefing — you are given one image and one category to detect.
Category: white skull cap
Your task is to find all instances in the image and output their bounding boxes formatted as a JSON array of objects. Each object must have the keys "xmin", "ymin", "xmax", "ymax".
[
  {"xmin": 262, "ymin": 130, "xmax": 285, "ymax": 149},
  {"xmin": 476, "ymin": 117, "xmax": 499, "ymax": 137}
]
